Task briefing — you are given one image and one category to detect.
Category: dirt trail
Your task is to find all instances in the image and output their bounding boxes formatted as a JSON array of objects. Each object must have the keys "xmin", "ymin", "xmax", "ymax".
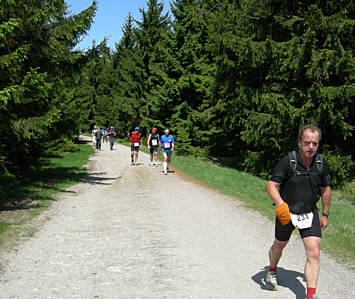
[{"xmin": 0, "ymin": 136, "xmax": 353, "ymax": 298}]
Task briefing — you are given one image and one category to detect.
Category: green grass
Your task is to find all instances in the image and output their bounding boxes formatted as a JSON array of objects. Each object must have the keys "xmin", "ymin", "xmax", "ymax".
[
  {"xmin": 117, "ymin": 139, "xmax": 354, "ymax": 265},
  {"xmin": 0, "ymin": 143, "xmax": 94, "ymax": 246},
  {"xmin": 172, "ymin": 155, "xmax": 354, "ymax": 265},
  {"xmin": 2, "ymin": 137, "xmax": 353, "ymax": 266}
]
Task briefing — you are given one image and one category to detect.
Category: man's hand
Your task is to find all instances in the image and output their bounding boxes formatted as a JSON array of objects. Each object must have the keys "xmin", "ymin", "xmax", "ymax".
[
  {"xmin": 320, "ymin": 215, "xmax": 329, "ymax": 230},
  {"xmin": 275, "ymin": 202, "xmax": 291, "ymax": 225}
]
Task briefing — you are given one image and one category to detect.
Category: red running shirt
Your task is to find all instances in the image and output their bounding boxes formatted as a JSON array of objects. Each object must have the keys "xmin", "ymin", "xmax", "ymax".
[{"xmin": 131, "ymin": 132, "xmax": 141, "ymax": 145}]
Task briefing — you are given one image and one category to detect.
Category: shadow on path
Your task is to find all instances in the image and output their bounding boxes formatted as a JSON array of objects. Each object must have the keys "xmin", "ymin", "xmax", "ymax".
[
  {"xmin": 79, "ymin": 172, "xmax": 121, "ymax": 185},
  {"xmin": 252, "ymin": 266, "xmax": 306, "ymax": 299}
]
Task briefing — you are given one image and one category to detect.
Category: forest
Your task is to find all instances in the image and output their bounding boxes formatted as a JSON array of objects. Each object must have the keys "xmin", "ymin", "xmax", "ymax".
[{"xmin": 0, "ymin": 0, "xmax": 354, "ymax": 188}]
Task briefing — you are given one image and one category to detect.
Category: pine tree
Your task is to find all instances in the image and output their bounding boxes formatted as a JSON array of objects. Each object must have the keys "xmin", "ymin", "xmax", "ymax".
[
  {"xmin": 135, "ymin": 0, "xmax": 172, "ymax": 135},
  {"xmin": 169, "ymin": 0, "xmax": 220, "ymax": 155},
  {"xmin": 110, "ymin": 13, "xmax": 146, "ymax": 135},
  {"xmin": 209, "ymin": 0, "xmax": 354, "ymax": 184},
  {"xmin": 0, "ymin": 0, "xmax": 97, "ymax": 175}
]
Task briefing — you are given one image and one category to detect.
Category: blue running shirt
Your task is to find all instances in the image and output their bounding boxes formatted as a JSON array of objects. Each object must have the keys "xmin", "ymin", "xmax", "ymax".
[{"xmin": 160, "ymin": 135, "xmax": 174, "ymax": 149}]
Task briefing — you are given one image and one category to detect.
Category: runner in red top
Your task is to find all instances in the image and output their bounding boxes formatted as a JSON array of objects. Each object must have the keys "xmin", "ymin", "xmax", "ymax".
[{"xmin": 128, "ymin": 127, "xmax": 142, "ymax": 165}]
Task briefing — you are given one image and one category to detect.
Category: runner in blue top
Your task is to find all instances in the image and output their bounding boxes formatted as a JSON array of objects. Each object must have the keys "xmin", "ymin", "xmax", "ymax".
[{"xmin": 160, "ymin": 128, "xmax": 175, "ymax": 175}]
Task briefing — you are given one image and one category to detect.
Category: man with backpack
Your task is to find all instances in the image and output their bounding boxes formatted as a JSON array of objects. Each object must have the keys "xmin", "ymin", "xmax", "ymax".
[{"xmin": 265, "ymin": 124, "xmax": 331, "ymax": 299}]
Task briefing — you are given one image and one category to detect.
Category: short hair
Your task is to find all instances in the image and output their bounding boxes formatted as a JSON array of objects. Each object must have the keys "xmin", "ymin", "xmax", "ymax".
[{"xmin": 298, "ymin": 124, "xmax": 322, "ymax": 141}]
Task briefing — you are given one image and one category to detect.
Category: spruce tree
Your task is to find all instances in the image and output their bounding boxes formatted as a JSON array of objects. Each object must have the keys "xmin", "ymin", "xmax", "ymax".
[{"xmin": 0, "ymin": 0, "xmax": 97, "ymax": 175}]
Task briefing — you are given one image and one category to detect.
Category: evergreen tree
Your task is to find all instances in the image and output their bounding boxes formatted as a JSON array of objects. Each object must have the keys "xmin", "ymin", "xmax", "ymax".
[
  {"xmin": 210, "ymin": 0, "xmax": 354, "ymax": 184},
  {"xmin": 0, "ymin": 0, "xmax": 97, "ymax": 175},
  {"xmin": 135, "ymin": 0, "xmax": 172, "ymax": 135},
  {"xmin": 110, "ymin": 13, "xmax": 146, "ymax": 135},
  {"xmin": 170, "ymin": 0, "xmax": 219, "ymax": 155}
]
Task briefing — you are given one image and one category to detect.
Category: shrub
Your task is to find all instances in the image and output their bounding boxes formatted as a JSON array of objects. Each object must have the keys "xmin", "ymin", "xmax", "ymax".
[{"xmin": 322, "ymin": 150, "xmax": 353, "ymax": 189}]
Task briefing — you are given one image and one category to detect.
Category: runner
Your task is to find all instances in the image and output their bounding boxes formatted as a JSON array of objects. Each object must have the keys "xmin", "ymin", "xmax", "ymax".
[
  {"xmin": 91, "ymin": 125, "xmax": 97, "ymax": 147},
  {"xmin": 128, "ymin": 127, "xmax": 142, "ymax": 165},
  {"xmin": 265, "ymin": 124, "xmax": 331, "ymax": 299},
  {"xmin": 106, "ymin": 126, "xmax": 116, "ymax": 150},
  {"xmin": 95, "ymin": 127, "xmax": 102, "ymax": 150},
  {"xmin": 101, "ymin": 128, "xmax": 106, "ymax": 144},
  {"xmin": 147, "ymin": 127, "xmax": 160, "ymax": 167},
  {"xmin": 160, "ymin": 128, "xmax": 174, "ymax": 175}
]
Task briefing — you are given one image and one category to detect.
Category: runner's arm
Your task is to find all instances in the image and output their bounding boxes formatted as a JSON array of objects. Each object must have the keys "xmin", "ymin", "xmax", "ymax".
[
  {"xmin": 265, "ymin": 181, "xmax": 284, "ymax": 207},
  {"xmin": 320, "ymin": 186, "xmax": 331, "ymax": 230},
  {"xmin": 147, "ymin": 134, "xmax": 151, "ymax": 148}
]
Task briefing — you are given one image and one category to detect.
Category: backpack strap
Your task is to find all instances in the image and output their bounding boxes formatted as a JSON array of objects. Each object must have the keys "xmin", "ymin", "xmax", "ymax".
[
  {"xmin": 315, "ymin": 153, "xmax": 324, "ymax": 177},
  {"xmin": 288, "ymin": 151, "xmax": 297, "ymax": 173},
  {"xmin": 279, "ymin": 151, "xmax": 298, "ymax": 190}
]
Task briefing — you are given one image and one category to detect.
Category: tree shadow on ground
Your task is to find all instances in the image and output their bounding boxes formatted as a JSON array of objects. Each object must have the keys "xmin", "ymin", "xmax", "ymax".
[
  {"xmin": 0, "ymin": 166, "xmax": 121, "ymax": 212},
  {"xmin": 79, "ymin": 172, "xmax": 121, "ymax": 185},
  {"xmin": 252, "ymin": 266, "xmax": 306, "ymax": 299}
]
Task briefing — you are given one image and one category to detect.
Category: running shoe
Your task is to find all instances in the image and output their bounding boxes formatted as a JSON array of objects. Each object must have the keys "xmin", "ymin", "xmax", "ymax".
[
  {"xmin": 265, "ymin": 270, "xmax": 277, "ymax": 291},
  {"xmin": 149, "ymin": 162, "xmax": 153, "ymax": 166}
]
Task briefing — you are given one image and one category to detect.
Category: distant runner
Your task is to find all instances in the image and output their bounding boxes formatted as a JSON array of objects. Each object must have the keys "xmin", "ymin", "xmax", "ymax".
[
  {"xmin": 91, "ymin": 126, "xmax": 97, "ymax": 146},
  {"xmin": 106, "ymin": 126, "xmax": 116, "ymax": 150},
  {"xmin": 128, "ymin": 127, "xmax": 142, "ymax": 165},
  {"xmin": 95, "ymin": 127, "xmax": 102, "ymax": 150},
  {"xmin": 160, "ymin": 128, "xmax": 174, "ymax": 175},
  {"xmin": 147, "ymin": 127, "xmax": 160, "ymax": 167}
]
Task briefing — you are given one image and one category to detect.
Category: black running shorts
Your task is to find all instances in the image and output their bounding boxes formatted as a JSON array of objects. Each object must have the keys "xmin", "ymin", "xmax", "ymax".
[
  {"xmin": 275, "ymin": 208, "xmax": 321, "ymax": 241},
  {"xmin": 149, "ymin": 146, "xmax": 158, "ymax": 154},
  {"xmin": 131, "ymin": 145, "xmax": 139, "ymax": 152}
]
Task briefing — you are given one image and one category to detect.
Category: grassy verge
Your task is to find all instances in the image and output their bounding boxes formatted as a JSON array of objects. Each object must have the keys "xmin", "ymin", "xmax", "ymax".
[
  {"xmin": 0, "ymin": 143, "xmax": 94, "ymax": 247},
  {"xmin": 117, "ymin": 138, "xmax": 354, "ymax": 265},
  {"xmin": 172, "ymin": 155, "xmax": 354, "ymax": 265}
]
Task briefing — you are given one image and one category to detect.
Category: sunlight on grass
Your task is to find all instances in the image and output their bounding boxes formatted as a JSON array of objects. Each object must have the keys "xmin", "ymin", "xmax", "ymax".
[{"xmin": 0, "ymin": 144, "xmax": 94, "ymax": 245}]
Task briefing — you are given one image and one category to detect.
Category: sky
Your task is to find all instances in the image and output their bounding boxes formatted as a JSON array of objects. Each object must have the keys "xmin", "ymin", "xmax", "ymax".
[{"xmin": 65, "ymin": 0, "xmax": 171, "ymax": 50}]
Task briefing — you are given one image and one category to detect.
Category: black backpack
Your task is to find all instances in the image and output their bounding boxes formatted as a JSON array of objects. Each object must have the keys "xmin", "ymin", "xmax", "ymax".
[
  {"xmin": 287, "ymin": 150, "xmax": 324, "ymax": 178},
  {"xmin": 274, "ymin": 151, "xmax": 325, "ymax": 207}
]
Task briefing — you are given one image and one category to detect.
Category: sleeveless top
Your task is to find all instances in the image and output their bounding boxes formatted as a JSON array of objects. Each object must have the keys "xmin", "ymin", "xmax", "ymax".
[{"xmin": 149, "ymin": 133, "xmax": 159, "ymax": 147}]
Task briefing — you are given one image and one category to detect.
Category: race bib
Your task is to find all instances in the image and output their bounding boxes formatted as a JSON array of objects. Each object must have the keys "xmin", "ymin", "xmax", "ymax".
[
  {"xmin": 134, "ymin": 142, "xmax": 140, "ymax": 147},
  {"xmin": 164, "ymin": 142, "xmax": 170, "ymax": 148},
  {"xmin": 152, "ymin": 140, "xmax": 158, "ymax": 146},
  {"xmin": 290, "ymin": 212, "xmax": 313, "ymax": 229}
]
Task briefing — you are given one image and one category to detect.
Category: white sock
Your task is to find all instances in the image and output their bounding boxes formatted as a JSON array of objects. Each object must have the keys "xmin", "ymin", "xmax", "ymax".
[{"xmin": 163, "ymin": 162, "xmax": 167, "ymax": 172}]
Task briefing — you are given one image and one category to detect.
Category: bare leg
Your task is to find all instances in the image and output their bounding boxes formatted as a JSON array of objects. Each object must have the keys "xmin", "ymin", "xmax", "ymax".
[
  {"xmin": 303, "ymin": 236, "xmax": 321, "ymax": 288},
  {"xmin": 163, "ymin": 153, "xmax": 168, "ymax": 174},
  {"xmin": 269, "ymin": 239, "xmax": 288, "ymax": 268}
]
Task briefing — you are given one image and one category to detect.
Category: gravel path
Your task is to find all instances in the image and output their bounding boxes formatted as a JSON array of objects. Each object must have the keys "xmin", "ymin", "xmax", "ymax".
[{"xmin": 0, "ymin": 137, "xmax": 354, "ymax": 299}]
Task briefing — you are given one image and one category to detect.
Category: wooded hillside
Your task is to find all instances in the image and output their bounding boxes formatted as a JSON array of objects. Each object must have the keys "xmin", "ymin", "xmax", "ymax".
[{"xmin": 1, "ymin": 0, "xmax": 353, "ymax": 188}]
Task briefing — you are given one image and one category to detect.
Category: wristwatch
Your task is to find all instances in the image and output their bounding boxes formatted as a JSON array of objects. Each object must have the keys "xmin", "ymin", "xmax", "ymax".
[{"xmin": 322, "ymin": 212, "xmax": 329, "ymax": 218}]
